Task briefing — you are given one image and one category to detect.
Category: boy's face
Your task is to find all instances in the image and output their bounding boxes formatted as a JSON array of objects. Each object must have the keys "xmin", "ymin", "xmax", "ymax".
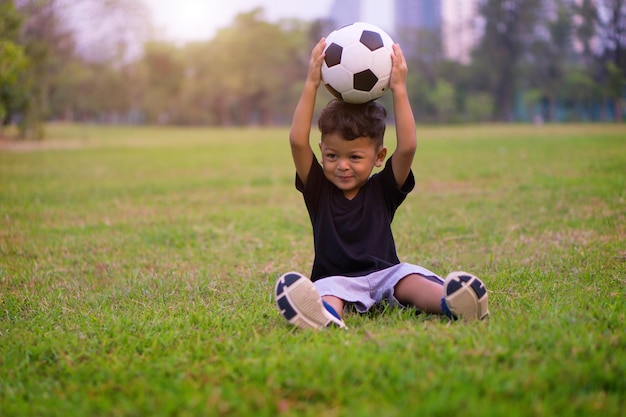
[{"xmin": 319, "ymin": 132, "xmax": 387, "ymax": 200}]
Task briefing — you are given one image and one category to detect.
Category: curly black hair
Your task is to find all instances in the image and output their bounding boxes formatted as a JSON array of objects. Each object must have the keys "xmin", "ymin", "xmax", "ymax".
[{"xmin": 318, "ymin": 99, "xmax": 387, "ymax": 147}]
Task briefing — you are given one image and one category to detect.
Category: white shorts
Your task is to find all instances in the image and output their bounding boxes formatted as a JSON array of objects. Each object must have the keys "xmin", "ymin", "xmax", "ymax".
[{"xmin": 313, "ymin": 263, "xmax": 443, "ymax": 313}]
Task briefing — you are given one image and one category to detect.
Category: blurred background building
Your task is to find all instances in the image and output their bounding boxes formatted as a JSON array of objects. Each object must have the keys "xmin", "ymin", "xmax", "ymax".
[
  {"xmin": 328, "ymin": 0, "xmax": 362, "ymax": 28},
  {"xmin": 395, "ymin": 0, "xmax": 442, "ymax": 32},
  {"xmin": 328, "ymin": 0, "xmax": 478, "ymax": 63}
]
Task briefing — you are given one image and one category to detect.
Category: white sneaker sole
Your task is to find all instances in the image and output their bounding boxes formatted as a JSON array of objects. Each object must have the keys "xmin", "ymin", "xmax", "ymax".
[
  {"xmin": 275, "ymin": 272, "xmax": 347, "ymax": 330},
  {"xmin": 443, "ymin": 271, "xmax": 489, "ymax": 320}
]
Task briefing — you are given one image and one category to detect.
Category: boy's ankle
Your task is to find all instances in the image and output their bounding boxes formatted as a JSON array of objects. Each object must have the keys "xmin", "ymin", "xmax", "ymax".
[
  {"xmin": 322, "ymin": 300, "xmax": 341, "ymax": 320},
  {"xmin": 440, "ymin": 296, "xmax": 456, "ymax": 320}
]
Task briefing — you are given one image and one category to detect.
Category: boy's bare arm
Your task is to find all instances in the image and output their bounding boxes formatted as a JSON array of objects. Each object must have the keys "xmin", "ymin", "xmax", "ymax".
[
  {"xmin": 389, "ymin": 44, "xmax": 417, "ymax": 187},
  {"xmin": 290, "ymin": 38, "xmax": 326, "ymax": 187}
]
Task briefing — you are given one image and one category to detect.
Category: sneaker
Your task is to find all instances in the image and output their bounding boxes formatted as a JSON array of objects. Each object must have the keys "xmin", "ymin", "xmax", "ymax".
[
  {"xmin": 274, "ymin": 272, "xmax": 347, "ymax": 330},
  {"xmin": 443, "ymin": 271, "xmax": 489, "ymax": 320}
]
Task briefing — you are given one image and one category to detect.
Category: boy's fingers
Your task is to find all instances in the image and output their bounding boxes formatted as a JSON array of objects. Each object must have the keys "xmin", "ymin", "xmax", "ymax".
[
  {"xmin": 312, "ymin": 38, "xmax": 327, "ymax": 59},
  {"xmin": 392, "ymin": 44, "xmax": 405, "ymax": 61}
]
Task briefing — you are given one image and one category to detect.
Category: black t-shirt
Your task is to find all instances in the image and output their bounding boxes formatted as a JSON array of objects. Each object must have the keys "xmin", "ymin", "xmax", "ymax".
[{"xmin": 296, "ymin": 155, "xmax": 415, "ymax": 281}]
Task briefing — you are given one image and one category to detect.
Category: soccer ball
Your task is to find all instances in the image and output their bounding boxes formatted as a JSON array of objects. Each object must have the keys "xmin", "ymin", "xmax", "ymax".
[{"xmin": 322, "ymin": 22, "xmax": 395, "ymax": 104}]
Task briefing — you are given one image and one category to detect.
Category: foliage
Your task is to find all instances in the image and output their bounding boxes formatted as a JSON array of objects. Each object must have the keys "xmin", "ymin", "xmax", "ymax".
[
  {"xmin": 0, "ymin": 0, "xmax": 27, "ymax": 130},
  {"xmin": 0, "ymin": 0, "xmax": 20, "ymax": 36},
  {"xmin": 595, "ymin": 0, "xmax": 626, "ymax": 72},
  {"xmin": 605, "ymin": 61, "xmax": 625, "ymax": 121},
  {"xmin": 1, "ymin": 124, "xmax": 625, "ymax": 416},
  {"xmin": 6, "ymin": 0, "xmax": 77, "ymax": 139},
  {"xmin": 0, "ymin": 40, "xmax": 28, "ymax": 124},
  {"xmin": 472, "ymin": 0, "xmax": 544, "ymax": 121},
  {"xmin": 175, "ymin": 9, "xmax": 309, "ymax": 126},
  {"xmin": 431, "ymin": 79, "xmax": 455, "ymax": 123},
  {"xmin": 524, "ymin": 0, "xmax": 573, "ymax": 121},
  {"xmin": 465, "ymin": 92, "xmax": 494, "ymax": 122},
  {"xmin": 1, "ymin": 1, "xmax": 625, "ymax": 133}
]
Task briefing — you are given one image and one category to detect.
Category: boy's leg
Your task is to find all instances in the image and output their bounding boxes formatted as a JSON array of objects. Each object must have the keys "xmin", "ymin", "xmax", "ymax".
[
  {"xmin": 322, "ymin": 295, "xmax": 345, "ymax": 319},
  {"xmin": 394, "ymin": 274, "xmax": 445, "ymax": 314},
  {"xmin": 394, "ymin": 272, "xmax": 489, "ymax": 320},
  {"xmin": 275, "ymin": 272, "xmax": 347, "ymax": 330}
]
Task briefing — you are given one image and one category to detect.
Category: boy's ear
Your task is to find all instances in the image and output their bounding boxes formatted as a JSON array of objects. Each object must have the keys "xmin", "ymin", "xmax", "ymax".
[{"xmin": 375, "ymin": 146, "xmax": 388, "ymax": 167}]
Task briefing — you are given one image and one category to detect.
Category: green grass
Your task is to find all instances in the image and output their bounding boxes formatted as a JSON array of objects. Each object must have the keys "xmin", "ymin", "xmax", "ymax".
[{"xmin": 1, "ymin": 123, "xmax": 625, "ymax": 416}]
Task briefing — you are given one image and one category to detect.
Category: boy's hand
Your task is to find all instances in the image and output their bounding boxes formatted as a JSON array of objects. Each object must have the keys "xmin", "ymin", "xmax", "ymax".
[
  {"xmin": 306, "ymin": 38, "xmax": 326, "ymax": 87},
  {"xmin": 389, "ymin": 43, "xmax": 408, "ymax": 93}
]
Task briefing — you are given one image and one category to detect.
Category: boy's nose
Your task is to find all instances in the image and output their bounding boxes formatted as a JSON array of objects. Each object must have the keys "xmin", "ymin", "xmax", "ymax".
[{"xmin": 338, "ymin": 158, "xmax": 349, "ymax": 170}]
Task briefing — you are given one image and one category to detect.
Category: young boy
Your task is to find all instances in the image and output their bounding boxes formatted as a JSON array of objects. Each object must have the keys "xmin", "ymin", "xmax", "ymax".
[{"xmin": 274, "ymin": 39, "xmax": 489, "ymax": 330}]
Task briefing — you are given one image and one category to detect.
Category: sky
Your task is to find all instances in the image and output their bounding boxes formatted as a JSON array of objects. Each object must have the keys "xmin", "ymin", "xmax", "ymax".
[{"xmin": 145, "ymin": 0, "xmax": 393, "ymax": 43}]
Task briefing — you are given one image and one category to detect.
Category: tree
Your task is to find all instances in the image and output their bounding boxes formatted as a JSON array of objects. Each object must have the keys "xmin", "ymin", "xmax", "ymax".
[
  {"xmin": 0, "ymin": 1, "xmax": 28, "ymax": 134},
  {"xmin": 0, "ymin": 40, "xmax": 28, "ymax": 131},
  {"xmin": 472, "ymin": 0, "xmax": 544, "ymax": 121},
  {"xmin": 4, "ymin": 0, "xmax": 151, "ymax": 134},
  {"xmin": 56, "ymin": 0, "xmax": 150, "ymax": 65},
  {"xmin": 605, "ymin": 61, "xmax": 624, "ymax": 121},
  {"xmin": 194, "ymin": 9, "xmax": 308, "ymax": 126},
  {"xmin": 14, "ymin": 0, "xmax": 78, "ymax": 138},
  {"xmin": 136, "ymin": 41, "xmax": 184, "ymax": 124},
  {"xmin": 573, "ymin": 0, "xmax": 599, "ymax": 64},
  {"xmin": 596, "ymin": 0, "xmax": 626, "ymax": 121},
  {"xmin": 596, "ymin": 0, "xmax": 626, "ymax": 74},
  {"xmin": 525, "ymin": 0, "xmax": 575, "ymax": 121},
  {"xmin": 561, "ymin": 66, "xmax": 602, "ymax": 120},
  {"xmin": 465, "ymin": 92, "xmax": 494, "ymax": 122},
  {"xmin": 431, "ymin": 80, "xmax": 456, "ymax": 123}
]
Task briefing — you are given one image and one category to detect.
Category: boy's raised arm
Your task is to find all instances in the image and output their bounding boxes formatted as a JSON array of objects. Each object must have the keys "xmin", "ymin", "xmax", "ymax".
[
  {"xmin": 388, "ymin": 44, "xmax": 417, "ymax": 187},
  {"xmin": 289, "ymin": 38, "xmax": 326, "ymax": 187}
]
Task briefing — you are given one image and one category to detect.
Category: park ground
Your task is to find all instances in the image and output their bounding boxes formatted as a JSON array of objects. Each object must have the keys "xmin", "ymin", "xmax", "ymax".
[{"xmin": 1, "ymin": 123, "xmax": 625, "ymax": 416}]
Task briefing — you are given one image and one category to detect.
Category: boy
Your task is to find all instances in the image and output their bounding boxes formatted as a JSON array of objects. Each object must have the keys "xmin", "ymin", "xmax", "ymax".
[{"xmin": 274, "ymin": 39, "xmax": 489, "ymax": 330}]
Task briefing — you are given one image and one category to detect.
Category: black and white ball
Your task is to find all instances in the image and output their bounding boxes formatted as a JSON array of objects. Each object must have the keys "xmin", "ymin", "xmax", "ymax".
[{"xmin": 322, "ymin": 22, "xmax": 395, "ymax": 104}]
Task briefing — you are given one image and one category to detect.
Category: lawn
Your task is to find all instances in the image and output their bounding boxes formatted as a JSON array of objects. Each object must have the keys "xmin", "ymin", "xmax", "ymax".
[{"xmin": 1, "ymin": 123, "xmax": 625, "ymax": 416}]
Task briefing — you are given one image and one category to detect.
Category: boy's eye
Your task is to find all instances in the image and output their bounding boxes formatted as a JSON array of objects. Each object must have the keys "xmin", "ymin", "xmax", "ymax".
[
  {"xmin": 350, "ymin": 155, "xmax": 362, "ymax": 161},
  {"xmin": 325, "ymin": 153, "xmax": 337, "ymax": 160}
]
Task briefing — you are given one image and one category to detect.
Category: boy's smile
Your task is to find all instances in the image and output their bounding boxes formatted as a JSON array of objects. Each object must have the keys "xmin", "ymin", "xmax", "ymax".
[{"xmin": 319, "ymin": 132, "xmax": 387, "ymax": 200}]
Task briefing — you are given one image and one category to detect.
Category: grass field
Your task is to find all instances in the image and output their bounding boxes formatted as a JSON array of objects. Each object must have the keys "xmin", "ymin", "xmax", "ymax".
[{"xmin": 1, "ymin": 123, "xmax": 625, "ymax": 416}]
